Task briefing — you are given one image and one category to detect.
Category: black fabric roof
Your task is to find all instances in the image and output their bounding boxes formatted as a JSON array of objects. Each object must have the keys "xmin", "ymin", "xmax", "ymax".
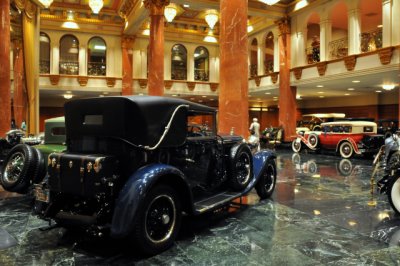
[{"xmin": 64, "ymin": 96, "xmax": 216, "ymax": 148}]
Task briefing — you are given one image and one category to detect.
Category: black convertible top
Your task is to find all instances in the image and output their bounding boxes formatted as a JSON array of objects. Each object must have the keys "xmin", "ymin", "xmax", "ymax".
[{"xmin": 64, "ymin": 96, "xmax": 216, "ymax": 149}]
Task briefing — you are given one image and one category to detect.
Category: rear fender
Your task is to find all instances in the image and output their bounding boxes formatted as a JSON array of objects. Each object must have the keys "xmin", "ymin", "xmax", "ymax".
[
  {"xmin": 252, "ymin": 150, "xmax": 276, "ymax": 186},
  {"xmin": 336, "ymin": 138, "xmax": 360, "ymax": 154},
  {"xmin": 110, "ymin": 163, "xmax": 191, "ymax": 238}
]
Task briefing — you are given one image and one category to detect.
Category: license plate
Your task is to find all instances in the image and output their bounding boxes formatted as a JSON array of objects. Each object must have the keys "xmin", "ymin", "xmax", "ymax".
[{"xmin": 34, "ymin": 185, "xmax": 50, "ymax": 203}]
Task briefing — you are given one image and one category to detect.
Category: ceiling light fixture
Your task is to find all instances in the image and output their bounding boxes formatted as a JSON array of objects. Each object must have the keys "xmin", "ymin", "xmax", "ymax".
[
  {"xmin": 259, "ymin": 0, "xmax": 280, "ymax": 5},
  {"xmin": 316, "ymin": 85, "xmax": 324, "ymax": 88},
  {"xmin": 164, "ymin": 4, "xmax": 177, "ymax": 22},
  {"xmin": 382, "ymin": 84, "xmax": 395, "ymax": 90},
  {"xmin": 63, "ymin": 94, "xmax": 73, "ymax": 99},
  {"xmin": 205, "ymin": 9, "xmax": 219, "ymax": 29},
  {"xmin": 352, "ymin": 80, "xmax": 360, "ymax": 83},
  {"xmin": 39, "ymin": 0, "xmax": 53, "ymax": 8},
  {"xmin": 347, "ymin": 88, "xmax": 355, "ymax": 91},
  {"xmin": 89, "ymin": 0, "xmax": 104, "ymax": 14}
]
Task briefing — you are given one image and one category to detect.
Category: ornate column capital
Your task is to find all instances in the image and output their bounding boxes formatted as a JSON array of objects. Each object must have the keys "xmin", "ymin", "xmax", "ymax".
[
  {"xmin": 143, "ymin": 0, "xmax": 170, "ymax": 16},
  {"xmin": 121, "ymin": 35, "xmax": 135, "ymax": 49},
  {"xmin": 275, "ymin": 17, "xmax": 290, "ymax": 36}
]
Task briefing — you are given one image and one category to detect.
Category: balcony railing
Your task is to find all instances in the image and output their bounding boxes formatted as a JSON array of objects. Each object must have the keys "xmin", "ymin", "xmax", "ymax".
[
  {"xmin": 360, "ymin": 28, "xmax": 382, "ymax": 53},
  {"xmin": 264, "ymin": 60, "xmax": 274, "ymax": 74},
  {"xmin": 249, "ymin": 64, "xmax": 257, "ymax": 77},
  {"xmin": 88, "ymin": 61, "xmax": 106, "ymax": 76},
  {"xmin": 194, "ymin": 69, "xmax": 209, "ymax": 81},
  {"xmin": 305, "ymin": 46, "xmax": 320, "ymax": 64},
  {"xmin": 59, "ymin": 61, "xmax": 79, "ymax": 75},
  {"xmin": 40, "ymin": 60, "xmax": 50, "ymax": 74},
  {"xmin": 329, "ymin": 37, "xmax": 348, "ymax": 59}
]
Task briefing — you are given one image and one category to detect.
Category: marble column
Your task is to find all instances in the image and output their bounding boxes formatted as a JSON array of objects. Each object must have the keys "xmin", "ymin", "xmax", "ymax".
[
  {"xmin": 144, "ymin": 0, "xmax": 169, "ymax": 96},
  {"xmin": 13, "ymin": 40, "xmax": 27, "ymax": 128},
  {"xmin": 276, "ymin": 18, "xmax": 297, "ymax": 142},
  {"xmin": 218, "ymin": 0, "xmax": 249, "ymax": 136},
  {"xmin": 121, "ymin": 35, "xmax": 135, "ymax": 95},
  {"xmin": 348, "ymin": 8, "xmax": 361, "ymax": 55},
  {"xmin": 320, "ymin": 19, "xmax": 332, "ymax": 62},
  {"xmin": 0, "ymin": 0, "xmax": 11, "ymax": 136},
  {"xmin": 51, "ymin": 42, "xmax": 59, "ymax": 74},
  {"xmin": 392, "ymin": 0, "xmax": 400, "ymax": 45},
  {"xmin": 382, "ymin": 0, "xmax": 392, "ymax": 46}
]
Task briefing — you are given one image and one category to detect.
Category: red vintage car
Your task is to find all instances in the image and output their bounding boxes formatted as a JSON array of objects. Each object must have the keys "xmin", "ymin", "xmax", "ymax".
[{"xmin": 292, "ymin": 121, "xmax": 384, "ymax": 158}]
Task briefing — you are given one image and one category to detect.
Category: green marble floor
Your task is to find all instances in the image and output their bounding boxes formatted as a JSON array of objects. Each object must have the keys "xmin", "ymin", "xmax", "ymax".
[{"xmin": 1, "ymin": 149, "xmax": 399, "ymax": 265}]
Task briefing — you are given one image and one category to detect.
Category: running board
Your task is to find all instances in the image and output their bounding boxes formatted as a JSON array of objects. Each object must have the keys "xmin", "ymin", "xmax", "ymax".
[{"xmin": 193, "ymin": 191, "xmax": 243, "ymax": 214}]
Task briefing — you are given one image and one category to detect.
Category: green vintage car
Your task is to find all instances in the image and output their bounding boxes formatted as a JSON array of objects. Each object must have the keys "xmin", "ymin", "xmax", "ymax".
[{"xmin": 0, "ymin": 116, "xmax": 66, "ymax": 193}]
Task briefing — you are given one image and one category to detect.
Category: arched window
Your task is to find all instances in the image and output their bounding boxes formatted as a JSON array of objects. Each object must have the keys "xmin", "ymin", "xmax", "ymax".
[
  {"xmin": 306, "ymin": 13, "xmax": 320, "ymax": 64},
  {"xmin": 250, "ymin": 38, "xmax": 258, "ymax": 77},
  {"xmin": 194, "ymin": 46, "xmax": 209, "ymax": 81},
  {"xmin": 59, "ymin": 35, "xmax": 79, "ymax": 75},
  {"xmin": 87, "ymin": 37, "xmax": 106, "ymax": 76},
  {"xmin": 39, "ymin": 32, "xmax": 50, "ymax": 74},
  {"xmin": 171, "ymin": 44, "xmax": 187, "ymax": 80},
  {"xmin": 264, "ymin": 32, "xmax": 274, "ymax": 74}
]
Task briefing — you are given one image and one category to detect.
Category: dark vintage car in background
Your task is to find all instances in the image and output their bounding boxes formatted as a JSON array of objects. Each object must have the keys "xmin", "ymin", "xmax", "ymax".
[
  {"xmin": 1, "ymin": 96, "xmax": 277, "ymax": 255},
  {"xmin": 292, "ymin": 121, "xmax": 384, "ymax": 158},
  {"xmin": 0, "ymin": 117, "xmax": 66, "ymax": 193}
]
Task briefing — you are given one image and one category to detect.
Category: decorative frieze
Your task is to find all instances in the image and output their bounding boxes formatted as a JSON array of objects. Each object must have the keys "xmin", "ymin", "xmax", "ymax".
[
  {"xmin": 187, "ymin": 81, "xmax": 196, "ymax": 91},
  {"xmin": 106, "ymin": 77, "xmax": 116, "ymax": 87},
  {"xmin": 293, "ymin": 68, "xmax": 302, "ymax": 80},
  {"xmin": 316, "ymin": 62, "xmax": 327, "ymax": 76},
  {"xmin": 49, "ymin": 75, "xmax": 60, "ymax": 86},
  {"xmin": 378, "ymin": 47, "xmax": 393, "ymax": 65},
  {"xmin": 78, "ymin": 76, "xmax": 88, "ymax": 86},
  {"xmin": 344, "ymin": 55, "xmax": 357, "ymax": 71}
]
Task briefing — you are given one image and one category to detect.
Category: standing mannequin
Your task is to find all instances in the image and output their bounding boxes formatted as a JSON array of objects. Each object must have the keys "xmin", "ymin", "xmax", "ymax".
[{"xmin": 249, "ymin": 118, "xmax": 260, "ymax": 137}]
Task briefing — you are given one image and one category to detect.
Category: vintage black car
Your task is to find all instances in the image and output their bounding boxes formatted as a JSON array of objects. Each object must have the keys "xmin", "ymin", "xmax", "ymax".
[
  {"xmin": 2, "ymin": 96, "xmax": 277, "ymax": 255},
  {"xmin": 373, "ymin": 132, "xmax": 400, "ymax": 214}
]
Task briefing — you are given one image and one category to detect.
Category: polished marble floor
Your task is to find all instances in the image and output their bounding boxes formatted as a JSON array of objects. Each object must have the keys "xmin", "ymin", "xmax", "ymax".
[{"xmin": 1, "ymin": 149, "xmax": 400, "ymax": 265}]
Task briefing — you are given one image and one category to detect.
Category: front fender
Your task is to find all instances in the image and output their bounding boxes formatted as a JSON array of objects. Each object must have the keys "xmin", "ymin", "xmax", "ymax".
[
  {"xmin": 110, "ymin": 163, "xmax": 189, "ymax": 238},
  {"xmin": 252, "ymin": 150, "xmax": 276, "ymax": 186}
]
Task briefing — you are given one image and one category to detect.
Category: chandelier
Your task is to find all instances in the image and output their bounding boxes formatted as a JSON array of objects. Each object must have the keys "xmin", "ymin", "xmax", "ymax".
[
  {"xmin": 203, "ymin": 29, "xmax": 217, "ymax": 43},
  {"xmin": 89, "ymin": 0, "xmax": 104, "ymax": 14},
  {"xmin": 164, "ymin": 4, "xmax": 177, "ymax": 22},
  {"xmin": 259, "ymin": 0, "xmax": 280, "ymax": 5},
  {"xmin": 205, "ymin": 10, "xmax": 219, "ymax": 29},
  {"xmin": 39, "ymin": 0, "xmax": 53, "ymax": 8}
]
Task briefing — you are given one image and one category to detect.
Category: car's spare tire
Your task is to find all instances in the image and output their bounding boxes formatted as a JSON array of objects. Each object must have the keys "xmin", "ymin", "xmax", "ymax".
[
  {"xmin": 229, "ymin": 144, "xmax": 253, "ymax": 191},
  {"xmin": 32, "ymin": 148, "xmax": 46, "ymax": 184},
  {"xmin": 0, "ymin": 144, "xmax": 38, "ymax": 193}
]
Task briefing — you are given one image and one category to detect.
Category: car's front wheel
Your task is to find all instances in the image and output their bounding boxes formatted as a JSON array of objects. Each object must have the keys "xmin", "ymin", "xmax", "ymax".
[
  {"xmin": 255, "ymin": 159, "xmax": 276, "ymax": 199},
  {"xmin": 388, "ymin": 175, "xmax": 400, "ymax": 215},
  {"xmin": 131, "ymin": 185, "xmax": 182, "ymax": 255},
  {"xmin": 339, "ymin": 142, "xmax": 354, "ymax": 159},
  {"xmin": 0, "ymin": 144, "xmax": 38, "ymax": 193},
  {"xmin": 292, "ymin": 139, "xmax": 302, "ymax": 153}
]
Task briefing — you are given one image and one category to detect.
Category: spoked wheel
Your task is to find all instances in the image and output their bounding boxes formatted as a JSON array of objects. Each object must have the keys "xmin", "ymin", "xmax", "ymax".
[
  {"xmin": 256, "ymin": 159, "xmax": 277, "ymax": 199},
  {"xmin": 132, "ymin": 185, "xmax": 181, "ymax": 255},
  {"xmin": 339, "ymin": 142, "xmax": 353, "ymax": 159},
  {"xmin": 388, "ymin": 151, "xmax": 400, "ymax": 172},
  {"xmin": 307, "ymin": 133, "xmax": 319, "ymax": 149},
  {"xmin": 0, "ymin": 144, "xmax": 38, "ymax": 193},
  {"xmin": 388, "ymin": 175, "xmax": 400, "ymax": 215},
  {"xmin": 292, "ymin": 139, "xmax": 302, "ymax": 153},
  {"xmin": 229, "ymin": 144, "xmax": 253, "ymax": 191}
]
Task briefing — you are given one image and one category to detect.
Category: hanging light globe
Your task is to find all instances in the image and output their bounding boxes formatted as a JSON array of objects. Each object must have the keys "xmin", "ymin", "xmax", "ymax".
[{"xmin": 89, "ymin": 0, "xmax": 104, "ymax": 14}]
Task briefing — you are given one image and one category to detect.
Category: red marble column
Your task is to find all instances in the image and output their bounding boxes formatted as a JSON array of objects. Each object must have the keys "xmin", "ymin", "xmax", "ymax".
[
  {"xmin": 276, "ymin": 18, "xmax": 297, "ymax": 142},
  {"xmin": 13, "ymin": 40, "xmax": 27, "ymax": 128},
  {"xmin": 144, "ymin": 0, "xmax": 169, "ymax": 96},
  {"xmin": 218, "ymin": 0, "xmax": 249, "ymax": 137},
  {"xmin": 0, "ymin": 0, "xmax": 11, "ymax": 136},
  {"xmin": 121, "ymin": 36, "xmax": 135, "ymax": 95}
]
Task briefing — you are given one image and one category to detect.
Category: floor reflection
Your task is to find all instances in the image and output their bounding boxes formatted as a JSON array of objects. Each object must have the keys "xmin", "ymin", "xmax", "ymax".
[{"xmin": 1, "ymin": 149, "xmax": 400, "ymax": 265}]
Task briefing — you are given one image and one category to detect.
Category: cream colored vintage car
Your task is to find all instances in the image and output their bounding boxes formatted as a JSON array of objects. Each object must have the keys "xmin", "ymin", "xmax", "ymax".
[{"xmin": 292, "ymin": 121, "xmax": 384, "ymax": 158}]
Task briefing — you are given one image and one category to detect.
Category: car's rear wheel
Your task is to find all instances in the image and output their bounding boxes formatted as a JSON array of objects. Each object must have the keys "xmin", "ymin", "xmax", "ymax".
[
  {"xmin": 132, "ymin": 185, "xmax": 181, "ymax": 255},
  {"xmin": 0, "ymin": 144, "xmax": 38, "ymax": 193},
  {"xmin": 339, "ymin": 142, "xmax": 353, "ymax": 159},
  {"xmin": 292, "ymin": 139, "xmax": 302, "ymax": 153},
  {"xmin": 255, "ymin": 159, "xmax": 276, "ymax": 199},
  {"xmin": 229, "ymin": 144, "xmax": 253, "ymax": 191},
  {"xmin": 388, "ymin": 175, "xmax": 400, "ymax": 215}
]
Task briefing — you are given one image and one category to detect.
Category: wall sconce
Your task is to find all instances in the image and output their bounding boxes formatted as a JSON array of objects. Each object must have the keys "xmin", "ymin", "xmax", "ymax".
[
  {"xmin": 89, "ymin": 0, "xmax": 104, "ymax": 14},
  {"xmin": 205, "ymin": 10, "xmax": 219, "ymax": 29},
  {"xmin": 204, "ymin": 29, "xmax": 217, "ymax": 43},
  {"xmin": 164, "ymin": 4, "xmax": 177, "ymax": 22}
]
